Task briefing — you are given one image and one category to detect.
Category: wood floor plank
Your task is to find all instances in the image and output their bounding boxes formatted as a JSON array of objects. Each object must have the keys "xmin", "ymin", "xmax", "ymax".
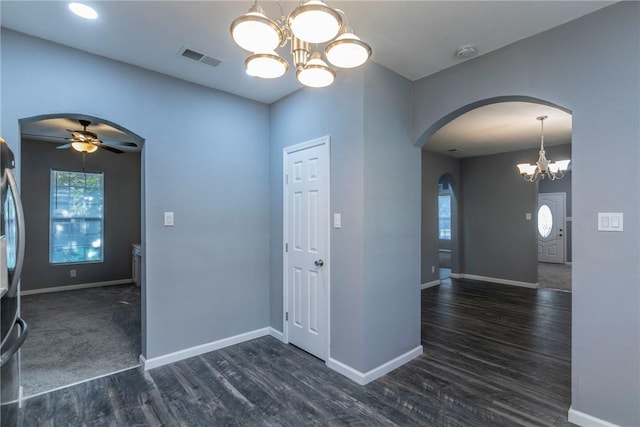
[{"xmin": 9, "ymin": 278, "xmax": 573, "ymax": 426}]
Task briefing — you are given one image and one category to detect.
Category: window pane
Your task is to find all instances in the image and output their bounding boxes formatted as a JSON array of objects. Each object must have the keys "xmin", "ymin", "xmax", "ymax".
[
  {"xmin": 50, "ymin": 170, "xmax": 104, "ymax": 264},
  {"xmin": 438, "ymin": 195, "xmax": 451, "ymax": 240},
  {"xmin": 538, "ymin": 204, "xmax": 553, "ymax": 238}
]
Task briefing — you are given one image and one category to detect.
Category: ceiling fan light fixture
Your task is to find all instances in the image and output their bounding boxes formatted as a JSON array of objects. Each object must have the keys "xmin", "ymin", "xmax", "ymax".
[
  {"xmin": 296, "ymin": 52, "xmax": 335, "ymax": 88},
  {"xmin": 230, "ymin": 4, "xmax": 283, "ymax": 53},
  {"xmin": 71, "ymin": 141, "xmax": 98, "ymax": 153},
  {"xmin": 325, "ymin": 31, "xmax": 371, "ymax": 68},
  {"xmin": 246, "ymin": 52, "xmax": 289, "ymax": 79},
  {"xmin": 289, "ymin": 0, "xmax": 343, "ymax": 44}
]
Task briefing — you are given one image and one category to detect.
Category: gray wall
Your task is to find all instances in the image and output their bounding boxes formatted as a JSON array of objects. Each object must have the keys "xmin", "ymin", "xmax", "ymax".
[
  {"xmin": 362, "ymin": 63, "xmax": 420, "ymax": 371},
  {"xmin": 413, "ymin": 3, "xmax": 640, "ymax": 425},
  {"xmin": 20, "ymin": 138, "xmax": 141, "ymax": 291},
  {"xmin": 421, "ymin": 150, "xmax": 460, "ymax": 284},
  {"xmin": 460, "ymin": 149, "xmax": 538, "ymax": 283},
  {"xmin": 270, "ymin": 62, "xmax": 421, "ymax": 373},
  {"xmin": 1, "ymin": 29, "xmax": 271, "ymax": 360}
]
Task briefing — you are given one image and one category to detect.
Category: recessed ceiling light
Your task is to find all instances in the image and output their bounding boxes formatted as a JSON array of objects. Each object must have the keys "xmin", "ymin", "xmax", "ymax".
[{"xmin": 69, "ymin": 3, "xmax": 98, "ymax": 20}]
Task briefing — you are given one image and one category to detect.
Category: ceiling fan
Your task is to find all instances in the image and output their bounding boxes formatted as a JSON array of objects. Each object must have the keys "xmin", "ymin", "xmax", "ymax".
[{"xmin": 56, "ymin": 119, "xmax": 137, "ymax": 154}]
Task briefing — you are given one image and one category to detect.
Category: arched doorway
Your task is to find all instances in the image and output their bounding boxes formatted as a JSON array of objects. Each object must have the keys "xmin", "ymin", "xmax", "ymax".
[
  {"xmin": 422, "ymin": 98, "xmax": 571, "ymax": 288},
  {"xmin": 437, "ymin": 174, "xmax": 455, "ymax": 281},
  {"xmin": 17, "ymin": 113, "xmax": 145, "ymax": 396}
]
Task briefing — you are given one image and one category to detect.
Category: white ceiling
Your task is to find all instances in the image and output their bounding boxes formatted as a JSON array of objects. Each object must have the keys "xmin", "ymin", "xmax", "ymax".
[
  {"xmin": 1, "ymin": 1, "xmax": 613, "ymax": 105},
  {"xmin": 2, "ymin": 1, "xmax": 605, "ymax": 154},
  {"xmin": 427, "ymin": 102, "xmax": 572, "ymax": 158}
]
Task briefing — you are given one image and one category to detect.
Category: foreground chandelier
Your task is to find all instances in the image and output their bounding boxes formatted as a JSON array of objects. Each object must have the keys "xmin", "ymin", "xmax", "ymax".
[
  {"xmin": 230, "ymin": 0, "xmax": 372, "ymax": 88},
  {"xmin": 517, "ymin": 116, "xmax": 570, "ymax": 182}
]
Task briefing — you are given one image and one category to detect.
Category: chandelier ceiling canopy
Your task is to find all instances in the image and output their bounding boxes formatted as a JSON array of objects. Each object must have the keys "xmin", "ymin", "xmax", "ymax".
[
  {"xmin": 516, "ymin": 116, "xmax": 571, "ymax": 182},
  {"xmin": 230, "ymin": 1, "xmax": 372, "ymax": 88}
]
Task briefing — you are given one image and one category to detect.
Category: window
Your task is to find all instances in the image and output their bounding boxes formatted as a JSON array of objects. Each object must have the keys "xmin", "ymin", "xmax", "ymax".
[
  {"xmin": 50, "ymin": 170, "xmax": 104, "ymax": 264},
  {"xmin": 438, "ymin": 194, "xmax": 451, "ymax": 240},
  {"xmin": 538, "ymin": 204, "xmax": 553, "ymax": 238}
]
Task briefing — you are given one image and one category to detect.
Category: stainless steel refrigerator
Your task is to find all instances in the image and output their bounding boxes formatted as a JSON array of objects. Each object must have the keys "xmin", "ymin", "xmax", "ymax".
[{"xmin": 0, "ymin": 137, "xmax": 27, "ymax": 422}]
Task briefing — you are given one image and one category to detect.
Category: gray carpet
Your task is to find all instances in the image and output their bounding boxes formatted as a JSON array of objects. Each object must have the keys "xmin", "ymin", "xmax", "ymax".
[
  {"xmin": 20, "ymin": 284, "xmax": 141, "ymax": 396},
  {"xmin": 538, "ymin": 262, "xmax": 572, "ymax": 291}
]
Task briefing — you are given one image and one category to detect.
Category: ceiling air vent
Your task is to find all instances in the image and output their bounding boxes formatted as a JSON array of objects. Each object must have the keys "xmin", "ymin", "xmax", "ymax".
[{"xmin": 178, "ymin": 47, "xmax": 222, "ymax": 68}]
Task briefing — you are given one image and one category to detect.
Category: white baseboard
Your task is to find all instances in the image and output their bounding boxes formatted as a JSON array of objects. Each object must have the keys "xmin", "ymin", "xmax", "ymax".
[
  {"xmin": 21, "ymin": 279, "xmax": 133, "ymax": 296},
  {"xmin": 450, "ymin": 272, "xmax": 461, "ymax": 279},
  {"xmin": 327, "ymin": 345, "xmax": 423, "ymax": 385},
  {"xmin": 455, "ymin": 273, "xmax": 538, "ymax": 289},
  {"xmin": 568, "ymin": 406, "xmax": 620, "ymax": 427},
  {"xmin": 141, "ymin": 327, "xmax": 271, "ymax": 370},
  {"xmin": 421, "ymin": 280, "xmax": 440, "ymax": 289},
  {"xmin": 269, "ymin": 327, "xmax": 285, "ymax": 342}
]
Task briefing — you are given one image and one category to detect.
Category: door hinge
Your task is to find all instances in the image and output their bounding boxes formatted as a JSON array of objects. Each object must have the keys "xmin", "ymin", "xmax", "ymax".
[
  {"xmin": 285, "ymin": 174, "xmax": 288, "ymax": 184},
  {"xmin": 285, "ymin": 243, "xmax": 288, "ymax": 252},
  {"xmin": 285, "ymin": 312, "xmax": 289, "ymax": 321}
]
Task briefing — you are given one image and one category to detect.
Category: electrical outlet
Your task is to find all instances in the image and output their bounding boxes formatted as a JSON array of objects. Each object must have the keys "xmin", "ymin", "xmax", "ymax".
[
  {"xmin": 431, "ymin": 266, "xmax": 435, "ymax": 273},
  {"xmin": 70, "ymin": 269, "xmax": 77, "ymax": 277}
]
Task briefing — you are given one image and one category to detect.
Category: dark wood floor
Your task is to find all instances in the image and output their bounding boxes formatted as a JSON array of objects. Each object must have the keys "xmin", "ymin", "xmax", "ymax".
[{"xmin": 4, "ymin": 279, "xmax": 572, "ymax": 426}]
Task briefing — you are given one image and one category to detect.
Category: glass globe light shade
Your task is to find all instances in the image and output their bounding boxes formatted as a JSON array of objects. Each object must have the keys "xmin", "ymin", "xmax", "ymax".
[
  {"xmin": 325, "ymin": 32, "xmax": 371, "ymax": 68},
  {"xmin": 71, "ymin": 142, "xmax": 98, "ymax": 153},
  {"xmin": 297, "ymin": 53, "xmax": 335, "ymax": 88},
  {"xmin": 231, "ymin": 5, "xmax": 283, "ymax": 53},
  {"xmin": 289, "ymin": 1, "xmax": 342, "ymax": 44},
  {"xmin": 517, "ymin": 163, "xmax": 536, "ymax": 176},
  {"xmin": 245, "ymin": 52, "xmax": 289, "ymax": 79}
]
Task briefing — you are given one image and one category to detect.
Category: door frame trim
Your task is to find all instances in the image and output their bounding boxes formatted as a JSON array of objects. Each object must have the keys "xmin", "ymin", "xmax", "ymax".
[{"xmin": 282, "ymin": 135, "xmax": 331, "ymax": 360}]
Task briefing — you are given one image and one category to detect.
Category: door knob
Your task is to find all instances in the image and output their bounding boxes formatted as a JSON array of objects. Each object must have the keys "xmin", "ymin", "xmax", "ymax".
[{"xmin": 314, "ymin": 259, "xmax": 324, "ymax": 267}]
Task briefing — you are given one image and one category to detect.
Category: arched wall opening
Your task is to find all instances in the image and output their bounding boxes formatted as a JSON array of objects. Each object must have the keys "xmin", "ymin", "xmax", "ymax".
[
  {"xmin": 436, "ymin": 173, "xmax": 457, "ymax": 281},
  {"xmin": 416, "ymin": 95, "xmax": 571, "ymax": 150},
  {"xmin": 17, "ymin": 112, "xmax": 145, "ymax": 396},
  {"xmin": 420, "ymin": 97, "xmax": 572, "ymax": 288}
]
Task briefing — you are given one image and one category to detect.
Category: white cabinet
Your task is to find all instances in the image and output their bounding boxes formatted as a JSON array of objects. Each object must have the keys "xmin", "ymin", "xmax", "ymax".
[{"xmin": 132, "ymin": 244, "xmax": 141, "ymax": 286}]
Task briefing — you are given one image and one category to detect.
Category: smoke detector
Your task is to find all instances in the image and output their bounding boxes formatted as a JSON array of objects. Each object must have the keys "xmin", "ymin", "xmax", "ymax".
[{"xmin": 455, "ymin": 45, "xmax": 478, "ymax": 59}]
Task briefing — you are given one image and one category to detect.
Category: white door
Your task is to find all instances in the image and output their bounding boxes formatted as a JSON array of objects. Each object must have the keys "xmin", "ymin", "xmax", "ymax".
[
  {"xmin": 284, "ymin": 137, "xmax": 329, "ymax": 360},
  {"xmin": 538, "ymin": 193, "xmax": 565, "ymax": 263}
]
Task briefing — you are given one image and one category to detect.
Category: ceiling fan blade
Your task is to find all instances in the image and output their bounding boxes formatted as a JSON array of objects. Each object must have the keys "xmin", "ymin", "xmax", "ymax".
[
  {"xmin": 102, "ymin": 140, "xmax": 138, "ymax": 147},
  {"xmin": 98, "ymin": 144, "xmax": 125, "ymax": 154},
  {"xmin": 22, "ymin": 133, "xmax": 68, "ymax": 141},
  {"xmin": 56, "ymin": 144, "xmax": 72, "ymax": 150}
]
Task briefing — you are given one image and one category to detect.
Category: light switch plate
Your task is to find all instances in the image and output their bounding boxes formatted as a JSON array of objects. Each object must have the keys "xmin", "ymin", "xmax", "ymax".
[
  {"xmin": 525, "ymin": 213, "xmax": 532, "ymax": 220},
  {"xmin": 333, "ymin": 213, "xmax": 342, "ymax": 229},
  {"xmin": 598, "ymin": 212, "xmax": 623, "ymax": 231},
  {"xmin": 164, "ymin": 212, "xmax": 174, "ymax": 226}
]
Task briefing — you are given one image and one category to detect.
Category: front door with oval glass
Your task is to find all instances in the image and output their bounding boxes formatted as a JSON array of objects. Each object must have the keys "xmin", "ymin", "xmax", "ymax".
[{"xmin": 538, "ymin": 193, "xmax": 565, "ymax": 263}]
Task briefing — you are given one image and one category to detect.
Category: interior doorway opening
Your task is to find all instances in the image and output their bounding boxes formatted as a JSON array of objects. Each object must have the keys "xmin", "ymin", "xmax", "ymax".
[
  {"xmin": 437, "ymin": 174, "xmax": 454, "ymax": 281},
  {"xmin": 17, "ymin": 113, "xmax": 145, "ymax": 396}
]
